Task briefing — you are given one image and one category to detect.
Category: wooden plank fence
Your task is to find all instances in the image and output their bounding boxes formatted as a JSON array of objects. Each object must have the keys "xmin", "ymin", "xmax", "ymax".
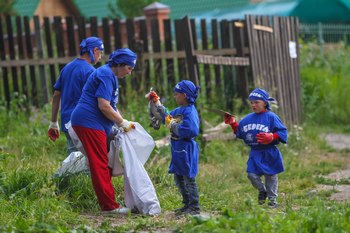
[{"xmin": 0, "ymin": 15, "xmax": 302, "ymax": 126}]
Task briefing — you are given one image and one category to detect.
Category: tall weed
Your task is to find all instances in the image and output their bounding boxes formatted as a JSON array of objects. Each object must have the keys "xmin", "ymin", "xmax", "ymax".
[{"xmin": 300, "ymin": 42, "xmax": 350, "ymax": 126}]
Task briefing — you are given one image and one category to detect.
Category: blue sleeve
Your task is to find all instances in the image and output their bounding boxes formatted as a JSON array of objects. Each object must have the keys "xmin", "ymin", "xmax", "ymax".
[
  {"xmin": 272, "ymin": 115, "xmax": 288, "ymax": 144},
  {"xmin": 171, "ymin": 107, "xmax": 199, "ymax": 139},
  {"xmin": 95, "ymin": 75, "xmax": 113, "ymax": 101}
]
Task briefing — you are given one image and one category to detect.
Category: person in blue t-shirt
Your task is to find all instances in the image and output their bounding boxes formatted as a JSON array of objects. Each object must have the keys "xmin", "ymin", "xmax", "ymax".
[
  {"xmin": 48, "ymin": 37, "xmax": 104, "ymax": 154},
  {"xmin": 70, "ymin": 48, "xmax": 137, "ymax": 215},
  {"xmin": 148, "ymin": 80, "xmax": 201, "ymax": 216},
  {"xmin": 224, "ymin": 88, "xmax": 288, "ymax": 208}
]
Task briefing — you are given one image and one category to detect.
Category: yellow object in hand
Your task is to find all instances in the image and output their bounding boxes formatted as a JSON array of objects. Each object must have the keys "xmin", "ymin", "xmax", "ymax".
[{"xmin": 165, "ymin": 115, "xmax": 173, "ymax": 127}]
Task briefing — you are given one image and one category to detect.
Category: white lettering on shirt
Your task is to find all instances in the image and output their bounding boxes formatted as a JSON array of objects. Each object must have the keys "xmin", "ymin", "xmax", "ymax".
[{"xmin": 243, "ymin": 124, "xmax": 269, "ymax": 133}]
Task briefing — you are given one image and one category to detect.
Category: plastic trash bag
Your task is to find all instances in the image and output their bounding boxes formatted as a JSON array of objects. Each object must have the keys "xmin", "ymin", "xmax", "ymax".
[
  {"xmin": 55, "ymin": 151, "xmax": 89, "ymax": 177},
  {"xmin": 108, "ymin": 138, "xmax": 124, "ymax": 176},
  {"xmin": 116, "ymin": 122, "xmax": 161, "ymax": 215},
  {"xmin": 65, "ymin": 121, "xmax": 86, "ymax": 155}
]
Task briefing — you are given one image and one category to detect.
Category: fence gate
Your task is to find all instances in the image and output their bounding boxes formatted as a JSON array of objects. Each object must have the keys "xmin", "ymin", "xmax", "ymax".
[{"xmin": 181, "ymin": 15, "xmax": 302, "ymax": 126}]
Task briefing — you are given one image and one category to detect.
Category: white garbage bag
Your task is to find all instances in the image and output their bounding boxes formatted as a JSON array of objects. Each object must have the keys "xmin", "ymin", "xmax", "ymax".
[
  {"xmin": 65, "ymin": 121, "xmax": 86, "ymax": 155},
  {"xmin": 117, "ymin": 122, "xmax": 161, "ymax": 215},
  {"xmin": 108, "ymin": 138, "xmax": 124, "ymax": 176},
  {"xmin": 56, "ymin": 151, "xmax": 89, "ymax": 176}
]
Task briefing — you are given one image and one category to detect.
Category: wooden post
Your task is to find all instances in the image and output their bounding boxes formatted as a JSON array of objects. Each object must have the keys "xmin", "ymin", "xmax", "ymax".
[
  {"xmin": 6, "ymin": 16, "xmax": 19, "ymax": 94},
  {"xmin": 0, "ymin": 17, "xmax": 10, "ymax": 108},
  {"xmin": 151, "ymin": 18, "xmax": 163, "ymax": 92},
  {"xmin": 233, "ymin": 20, "xmax": 249, "ymax": 106},
  {"xmin": 180, "ymin": 16, "xmax": 199, "ymax": 86},
  {"xmin": 34, "ymin": 16, "xmax": 49, "ymax": 106},
  {"xmin": 164, "ymin": 19, "xmax": 175, "ymax": 93},
  {"xmin": 16, "ymin": 16, "xmax": 28, "ymax": 99},
  {"xmin": 139, "ymin": 19, "xmax": 150, "ymax": 91},
  {"xmin": 44, "ymin": 17, "xmax": 57, "ymax": 93},
  {"xmin": 102, "ymin": 18, "xmax": 111, "ymax": 55}
]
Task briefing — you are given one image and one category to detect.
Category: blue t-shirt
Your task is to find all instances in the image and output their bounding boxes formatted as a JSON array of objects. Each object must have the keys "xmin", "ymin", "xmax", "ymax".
[
  {"xmin": 236, "ymin": 111, "xmax": 288, "ymax": 149},
  {"xmin": 236, "ymin": 111, "xmax": 288, "ymax": 175},
  {"xmin": 71, "ymin": 64, "xmax": 119, "ymax": 136},
  {"xmin": 53, "ymin": 58, "xmax": 95, "ymax": 132}
]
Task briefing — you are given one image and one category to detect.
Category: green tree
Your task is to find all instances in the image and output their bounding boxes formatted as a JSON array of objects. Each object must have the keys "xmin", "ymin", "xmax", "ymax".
[
  {"xmin": 108, "ymin": 0, "xmax": 154, "ymax": 19},
  {"xmin": 0, "ymin": 0, "xmax": 17, "ymax": 17}
]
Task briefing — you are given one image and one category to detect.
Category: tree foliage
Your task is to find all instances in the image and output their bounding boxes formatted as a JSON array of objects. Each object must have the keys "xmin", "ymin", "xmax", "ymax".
[
  {"xmin": 108, "ymin": 0, "xmax": 154, "ymax": 19},
  {"xmin": 0, "ymin": 0, "xmax": 17, "ymax": 17}
]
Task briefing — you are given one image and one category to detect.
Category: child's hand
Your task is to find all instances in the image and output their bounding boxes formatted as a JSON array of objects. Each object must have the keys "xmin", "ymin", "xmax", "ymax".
[
  {"xmin": 256, "ymin": 132, "xmax": 274, "ymax": 144},
  {"xmin": 165, "ymin": 115, "xmax": 177, "ymax": 128}
]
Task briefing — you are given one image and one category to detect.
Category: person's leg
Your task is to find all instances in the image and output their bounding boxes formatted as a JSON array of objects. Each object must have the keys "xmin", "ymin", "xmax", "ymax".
[
  {"xmin": 64, "ymin": 132, "xmax": 79, "ymax": 153},
  {"xmin": 265, "ymin": 174, "xmax": 278, "ymax": 208},
  {"xmin": 247, "ymin": 172, "xmax": 267, "ymax": 204},
  {"xmin": 73, "ymin": 126, "xmax": 120, "ymax": 211},
  {"xmin": 174, "ymin": 174, "xmax": 189, "ymax": 212},
  {"xmin": 183, "ymin": 176, "xmax": 200, "ymax": 214}
]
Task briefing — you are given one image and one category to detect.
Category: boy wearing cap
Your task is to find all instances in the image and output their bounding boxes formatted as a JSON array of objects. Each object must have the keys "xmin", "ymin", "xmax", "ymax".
[
  {"xmin": 148, "ymin": 80, "xmax": 201, "ymax": 216},
  {"xmin": 71, "ymin": 48, "xmax": 136, "ymax": 214},
  {"xmin": 48, "ymin": 37, "xmax": 104, "ymax": 154},
  {"xmin": 224, "ymin": 88, "xmax": 288, "ymax": 208}
]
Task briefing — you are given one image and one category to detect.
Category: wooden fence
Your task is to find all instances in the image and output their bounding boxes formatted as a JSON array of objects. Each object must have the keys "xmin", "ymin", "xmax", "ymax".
[{"xmin": 0, "ymin": 15, "xmax": 301, "ymax": 126}]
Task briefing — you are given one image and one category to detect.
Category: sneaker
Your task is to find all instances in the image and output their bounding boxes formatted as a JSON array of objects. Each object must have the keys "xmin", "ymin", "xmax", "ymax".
[
  {"xmin": 101, "ymin": 207, "xmax": 131, "ymax": 215},
  {"xmin": 258, "ymin": 191, "xmax": 267, "ymax": 205},
  {"xmin": 267, "ymin": 201, "xmax": 278, "ymax": 209},
  {"xmin": 175, "ymin": 206, "xmax": 188, "ymax": 214},
  {"xmin": 183, "ymin": 208, "xmax": 200, "ymax": 216}
]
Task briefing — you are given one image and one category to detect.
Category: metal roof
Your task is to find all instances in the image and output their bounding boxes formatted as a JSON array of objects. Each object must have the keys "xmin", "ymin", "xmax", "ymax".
[
  {"xmin": 12, "ymin": 0, "xmax": 121, "ymax": 19},
  {"xmin": 160, "ymin": 0, "xmax": 250, "ymax": 19},
  {"xmin": 291, "ymin": 0, "xmax": 350, "ymax": 23},
  {"xmin": 72, "ymin": 0, "xmax": 123, "ymax": 18},
  {"xmin": 191, "ymin": 0, "xmax": 298, "ymax": 20},
  {"xmin": 13, "ymin": 0, "xmax": 40, "ymax": 17},
  {"xmin": 12, "ymin": 0, "xmax": 350, "ymax": 23}
]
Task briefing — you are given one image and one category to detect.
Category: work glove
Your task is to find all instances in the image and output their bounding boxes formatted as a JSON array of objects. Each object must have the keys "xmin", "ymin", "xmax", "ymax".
[
  {"xmin": 256, "ymin": 132, "xmax": 275, "ymax": 144},
  {"xmin": 118, "ymin": 119, "xmax": 135, "ymax": 132},
  {"xmin": 165, "ymin": 115, "xmax": 177, "ymax": 129},
  {"xmin": 48, "ymin": 121, "xmax": 60, "ymax": 142},
  {"xmin": 224, "ymin": 113, "xmax": 238, "ymax": 133},
  {"xmin": 224, "ymin": 113, "xmax": 235, "ymax": 125}
]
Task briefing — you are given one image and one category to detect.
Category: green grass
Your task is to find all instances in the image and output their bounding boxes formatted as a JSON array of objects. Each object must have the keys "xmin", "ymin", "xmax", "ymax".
[
  {"xmin": 1, "ymin": 42, "xmax": 350, "ymax": 232},
  {"xmin": 1, "ymin": 98, "xmax": 350, "ymax": 232}
]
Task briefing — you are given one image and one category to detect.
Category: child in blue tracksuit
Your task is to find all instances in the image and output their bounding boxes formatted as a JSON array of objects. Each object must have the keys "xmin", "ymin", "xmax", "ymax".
[
  {"xmin": 224, "ymin": 88, "xmax": 288, "ymax": 208},
  {"xmin": 148, "ymin": 80, "xmax": 201, "ymax": 215}
]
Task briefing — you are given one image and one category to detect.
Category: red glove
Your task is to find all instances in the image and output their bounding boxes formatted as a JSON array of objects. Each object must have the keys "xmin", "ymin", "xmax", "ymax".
[
  {"xmin": 147, "ymin": 91, "xmax": 159, "ymax": 103},
  {"xmin": 224, "ymin": 113, "xmax": 238, "ymax": 133},
  {"xmin": 224, "ymin": 113, "xmax": 235, "ymax": 124},
  {"xmin": 256, "ymin": 132, "xmax": 278, "ymax": 144},
  {"xmin": 48, "ymin": 121, "xmax": 60, "ymax": 142}
]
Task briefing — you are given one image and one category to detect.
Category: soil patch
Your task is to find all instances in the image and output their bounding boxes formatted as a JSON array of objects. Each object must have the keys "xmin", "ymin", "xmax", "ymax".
[{"xmin": 315, "ymin": 133, "xmax": 350, "ymax": 201}]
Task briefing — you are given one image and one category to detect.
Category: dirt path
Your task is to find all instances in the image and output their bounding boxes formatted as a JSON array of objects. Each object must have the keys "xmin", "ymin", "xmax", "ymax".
[{"xmin": 315, "ymin": 133, "xmax": 350, "ymax": 201}]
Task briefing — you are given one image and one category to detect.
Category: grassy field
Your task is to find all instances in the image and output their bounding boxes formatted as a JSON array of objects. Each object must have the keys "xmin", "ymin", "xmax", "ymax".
[
  {"xmin": 0, "ymin": 41, "xmax": 350, "ymax": 232},
  {"xmin": 0, "ymin": 98, "xmax": 350, "ymax": 232}
]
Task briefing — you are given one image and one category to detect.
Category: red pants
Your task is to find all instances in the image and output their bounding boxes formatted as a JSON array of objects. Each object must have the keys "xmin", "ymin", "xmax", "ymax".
[{"xmin": 73, "ymin": 126, "xmax": 120, "ymax": 211}]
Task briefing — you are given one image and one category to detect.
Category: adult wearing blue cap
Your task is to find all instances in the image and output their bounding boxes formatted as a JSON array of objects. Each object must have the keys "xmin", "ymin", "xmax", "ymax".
[
  {"xmin": 70, "ymin": 48, "xmax": 137, "ymax": 215},
  {"xmin": 224, "ymin": 88, "xmax": 288, "ymax": 209},
  {"xmin": 48, "ymin": 37, "xmax": 104, "ymax": 153}
]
